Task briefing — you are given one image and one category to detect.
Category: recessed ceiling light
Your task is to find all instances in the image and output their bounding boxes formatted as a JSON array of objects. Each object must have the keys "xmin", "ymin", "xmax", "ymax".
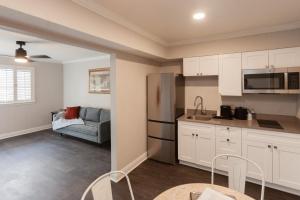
[{"xmin": 193, "ymin": 12, "xmax": 206, "ymax": 20}]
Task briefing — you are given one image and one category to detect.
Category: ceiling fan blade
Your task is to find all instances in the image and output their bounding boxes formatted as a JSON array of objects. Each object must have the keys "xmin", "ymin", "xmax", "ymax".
[
  {"xmin": 0, "ymin": 54, "xmax": 14, "ymax": 58},
  {"xmin": 29, "ymin": 55, "xmax": 52, "ymax": 59}
]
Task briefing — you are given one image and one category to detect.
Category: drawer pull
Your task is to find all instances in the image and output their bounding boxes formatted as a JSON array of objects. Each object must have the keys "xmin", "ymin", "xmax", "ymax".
[
  {"xmin": 274, "ymin": 146, "xmax": 278, "ymax": 149},
  {"xmin": 227, "ymin": 127, "xmax": 230, "ymax": 130},
  {"xmin": 268, "ymin": 145, "xmax": 272, "ymax": 148},
  {"xmin": 192, "ymin": 133, "xmax": 195, "ymax": 136},
  {"xmin": 226, "ymin": 138, "xmax": 230, "ymax": 142}
]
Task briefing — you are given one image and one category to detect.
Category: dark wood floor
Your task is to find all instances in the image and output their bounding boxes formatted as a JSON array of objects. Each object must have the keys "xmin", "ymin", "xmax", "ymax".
[
  {"xmin": 1, "ymin": 130, "xmax": 299, "ymax": 200},
  {"xmin": 0, "ymin": 130, "xmax": 111, "ymax": 200}
]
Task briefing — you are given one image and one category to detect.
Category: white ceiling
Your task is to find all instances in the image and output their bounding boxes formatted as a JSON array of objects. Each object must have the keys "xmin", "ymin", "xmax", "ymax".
[
  {"xmin": 74, "ymin": 0, "xmax": 300, "ymax": 46},
  {"xmin": 0, "ymin": 29, "xmax": 107, "ymax": 63}
]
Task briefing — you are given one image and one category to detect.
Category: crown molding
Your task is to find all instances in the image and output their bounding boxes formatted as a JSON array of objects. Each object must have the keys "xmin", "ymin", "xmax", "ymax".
[
  {"xmin": 63, "ymin": 55, "xmax": 110, "ymax": 64},
  {"xmin": 168, "ymin": 21, "xmax": 300, "ymax": 47},
  {"xmin": 72, "ymin": 0, "xmax": 168, "ymax": 46}
]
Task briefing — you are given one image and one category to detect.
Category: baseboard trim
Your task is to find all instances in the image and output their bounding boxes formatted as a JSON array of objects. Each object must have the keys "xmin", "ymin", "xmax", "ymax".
[
  {"xmin": 111, "ymin": 152, "xmax": 148, "ymax": 183},
  {"xmin": 0, "ymin": 124, "xmax": 51, "ymax": 140}
]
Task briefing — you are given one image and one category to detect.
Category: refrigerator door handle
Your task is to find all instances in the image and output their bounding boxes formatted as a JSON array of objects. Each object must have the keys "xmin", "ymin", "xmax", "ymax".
[{"xmin": 156, "ymin": 86, "xmax": 160, "ymax": 105}]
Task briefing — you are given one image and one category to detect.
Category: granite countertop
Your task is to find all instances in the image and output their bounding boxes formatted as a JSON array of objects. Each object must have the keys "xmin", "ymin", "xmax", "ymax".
[{"xmin": 178, "ymin": 113, "xmax": 300, "ymax": 135}]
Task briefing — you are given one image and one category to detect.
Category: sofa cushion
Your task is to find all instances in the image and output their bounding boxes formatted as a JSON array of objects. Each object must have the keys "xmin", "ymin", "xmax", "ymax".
[
  {"xmin": 100, "ymin": 109, "xmax": 110, "ymax": 123},
  {"xmin": 64, "ymin": 124, "xmax": 98, "ymax": 136},
  {"xmin": 79, "ymin": 107, "xmax": 87, "ymax": 120},
  {"xmin": 65, "ymin": 106, "xmax": 80, "ymax": 119},
  {"xmin": 85, "ymin": 107, "xmax": 101, "ymax": 122}
]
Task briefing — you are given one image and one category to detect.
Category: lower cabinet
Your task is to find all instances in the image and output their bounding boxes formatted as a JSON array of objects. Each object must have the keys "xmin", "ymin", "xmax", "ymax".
[
  {"xmin": 242, "ymin": 129, "xmax": 300, "ymax": 190},
  {"xmin": 178, "ymin": 121, "xmax": 300, "ymax": 192},
  {"xmin": 215, "ymin": 126, "xmax": 242, "ymax": 171},
  {"xmin": 178, "ymin": 122, "xmax": 215, "ymax": 167}
]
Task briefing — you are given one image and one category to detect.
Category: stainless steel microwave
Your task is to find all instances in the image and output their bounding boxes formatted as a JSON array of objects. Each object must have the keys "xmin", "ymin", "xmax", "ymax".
[{"xmin": 243, "ymin": 67, "xmax": 300, "ymax": 94}]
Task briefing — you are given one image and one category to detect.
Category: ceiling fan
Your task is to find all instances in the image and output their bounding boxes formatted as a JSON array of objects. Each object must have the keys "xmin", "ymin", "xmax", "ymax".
[{"xmin": 0, "ymin": 41, "xmax": 52, "ymax": 63}]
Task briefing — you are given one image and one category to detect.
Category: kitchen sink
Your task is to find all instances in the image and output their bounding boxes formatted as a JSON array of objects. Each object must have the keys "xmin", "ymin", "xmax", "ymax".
[{"xmin": 186, "ymin": 114, "xmax": 213, "ymax": 121}]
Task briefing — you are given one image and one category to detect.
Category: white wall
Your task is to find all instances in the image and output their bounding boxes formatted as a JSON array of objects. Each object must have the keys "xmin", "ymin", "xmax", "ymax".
[
  {"xmin": 0, "ymin": 57, "xmax": 63, "ymax": 135},
  {"xmin": 63, "ymin": 56, "xmax": 111, "ymax": 108},
  {"xmin": 110, "ymin": 54, "xmax": 159, "ymax": 171}
]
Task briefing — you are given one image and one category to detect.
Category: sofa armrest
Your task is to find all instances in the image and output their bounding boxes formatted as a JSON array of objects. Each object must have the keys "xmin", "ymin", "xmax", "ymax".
[
  {"xmin": 53, "ymin": 111, "xmax": 64, "ymax": 121},
  {"xmin": 98, "ymin": 120, "xmax": 111, "ymax": 143}
]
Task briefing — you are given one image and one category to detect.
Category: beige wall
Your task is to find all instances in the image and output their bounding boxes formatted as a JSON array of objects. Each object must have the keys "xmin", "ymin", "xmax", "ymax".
[
  {"xmin": 0, "ymin": 57, "xmax": 63, "ymax": 135},
  {"xmin": 111, "ymin": 54, "xmax": 159, "ymax": 170},
  {"xmin": 63, "ymin": 56, "xmax": 111, "ymax": 109},
  {"xmin": 168, "ymin": 29, "xmax": 300, "ymax": 59}
]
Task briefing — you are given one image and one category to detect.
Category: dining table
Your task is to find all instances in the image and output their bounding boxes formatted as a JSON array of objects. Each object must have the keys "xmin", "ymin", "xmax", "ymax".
[{"xmin": 154, "ymin": 183, "xmax": 254, "ymax": 200}]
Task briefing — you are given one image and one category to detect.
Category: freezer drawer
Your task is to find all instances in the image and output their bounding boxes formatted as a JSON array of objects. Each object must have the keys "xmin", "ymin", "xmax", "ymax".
[
  {"xmin": 147, "ymin": 137, "xmax": 175, "ymax": 164},
  {"xmin": 147, "ymin": 121, "xmax": 175, "ymax": 140}
]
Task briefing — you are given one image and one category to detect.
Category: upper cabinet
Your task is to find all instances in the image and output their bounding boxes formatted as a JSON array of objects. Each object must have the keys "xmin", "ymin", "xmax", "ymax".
[
  {"xmin": 242, "ymin": 47, "xmax": 300, "ymax": 70},
  {"xmin": 183, "ymin": 57, "xmax": 199, "ymax": 76},
  {"xmin": 183, "ymin": 55, "xmax": 219, "ymax": 76},
  {"xmin": 269, "ymin": 47, "xmax": 300, "ymax": 68},
  {"xmin": 242, "ymin": 50, "xmax": 269, "ymax": 69},
  {"xmin": 219, "ymin": 53, "xmax": 242, "ymax": 96}
]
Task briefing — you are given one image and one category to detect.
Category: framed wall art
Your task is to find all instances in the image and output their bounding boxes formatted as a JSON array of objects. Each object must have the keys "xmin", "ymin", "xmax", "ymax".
[{"xmin": 89, "ymin": 68, "xmax": 110, "ymax": 94}]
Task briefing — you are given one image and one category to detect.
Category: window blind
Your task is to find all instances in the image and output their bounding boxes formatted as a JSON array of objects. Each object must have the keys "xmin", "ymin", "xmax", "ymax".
[
  {"xmin": 0, "ymin": 68, "xmax": 14, "ymax": 103},
  {"xmin": 17, "ymin": 69, "xmax": 32, "ymax": 101}
]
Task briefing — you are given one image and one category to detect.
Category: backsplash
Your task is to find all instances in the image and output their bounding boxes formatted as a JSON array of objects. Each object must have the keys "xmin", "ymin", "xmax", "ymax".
[{"xmin": 185, "ymin": 76, "xmax": 298, "ymax": 116}]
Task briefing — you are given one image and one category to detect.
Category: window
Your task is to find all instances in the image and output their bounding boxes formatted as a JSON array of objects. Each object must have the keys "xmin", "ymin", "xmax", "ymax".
[{"xmin": 0, "ymin": 66, "xmax": 34, "ymax": 104}]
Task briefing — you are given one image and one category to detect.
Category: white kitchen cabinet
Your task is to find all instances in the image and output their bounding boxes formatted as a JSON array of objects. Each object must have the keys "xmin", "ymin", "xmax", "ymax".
[
  {"xmin": 198, "ymin": 55, "xmax": 219, "ymax": 76},
  {"xmin": 195, "ymin": 124, "xmax": 216, "ymax": 167},
  {"xmin": 215, "ymin": 126, "xmax": 242, "ymax": 171},
  {"xmin": 273, "ymin": 143, "xmax": 300, "ymax": 190},
  {"xmin": 269, "ymin": 47, "xmax": 300, "ymax": 68},
  {"xmin": 243, "ymin": 139, "xmax": 273, "ymax": 182},
  {"xmin": 183, "ymin": 55, "xmax": 219, "ymax": 76},
  {"xmin": 242, "ymin": 50, "xmax": 269, "ymax": 69},
  {"xmin": 178, "ymin": 124, "xmax": 197, "ymax": 163},
  {"xmin": 178, "ymin": 122, "xmax": 215, "ymax": 167},
  {"xmin": 183, "ymin": 57, "xmax": 199, "ymax": 76},
  {"xmin": 219, "ymin": 53, "xmax": 242, "ymax": 96},
  {"xmin": 243, "ymin": 128, "xmax": 300, "ymax": 189}
]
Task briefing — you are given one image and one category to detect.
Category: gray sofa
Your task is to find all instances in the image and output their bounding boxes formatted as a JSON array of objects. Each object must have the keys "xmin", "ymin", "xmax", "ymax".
[{"xmin": 54, "ymin": 107, "xmax": 110, "ymax": 144}]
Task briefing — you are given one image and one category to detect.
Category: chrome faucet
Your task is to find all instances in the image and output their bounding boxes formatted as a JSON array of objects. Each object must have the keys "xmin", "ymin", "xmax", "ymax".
[{"xmin": 194, "ymin": 96, "xmax": 206, "ymax": 115}]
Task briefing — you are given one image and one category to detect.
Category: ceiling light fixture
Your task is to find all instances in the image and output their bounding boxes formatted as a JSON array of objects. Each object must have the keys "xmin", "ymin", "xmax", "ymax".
[
  {"xmin": 15, "ymin": 41, "xmax": 28, "ymax": 63},
  {"xmin": 193, "ymin": 12, "xmax": 206, "ymax": 20}
]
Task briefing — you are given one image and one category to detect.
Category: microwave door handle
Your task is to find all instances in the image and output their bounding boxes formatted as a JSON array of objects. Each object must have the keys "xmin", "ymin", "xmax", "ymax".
[{"xmin": 284, "ymin": 72, "xmax": 288, "ymax": 90}]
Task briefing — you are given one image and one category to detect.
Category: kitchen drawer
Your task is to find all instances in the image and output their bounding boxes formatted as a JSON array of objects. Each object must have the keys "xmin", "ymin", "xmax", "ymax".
[{"xmin": 216, "ymin": 126, "xmax": 242, "ymax": 142}]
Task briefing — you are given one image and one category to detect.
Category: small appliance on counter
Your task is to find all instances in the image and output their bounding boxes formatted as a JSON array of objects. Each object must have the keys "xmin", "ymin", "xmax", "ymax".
[
  {"xmin": 234, "ymin": 107, "xmax": 248, "ymax": 120},
  {"xmin": 220, "ymin": 105, "xmax": 233, "ymax": 119}
]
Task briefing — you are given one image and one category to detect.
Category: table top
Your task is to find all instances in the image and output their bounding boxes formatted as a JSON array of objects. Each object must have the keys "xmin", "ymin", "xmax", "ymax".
[{"xmin": 154, "ymin": 183, "xmax": 254, "ymax": 200}]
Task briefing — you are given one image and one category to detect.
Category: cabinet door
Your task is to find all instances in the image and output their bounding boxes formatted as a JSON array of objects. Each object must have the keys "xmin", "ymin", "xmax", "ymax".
[
  {"xmin": 183, "ymin": 57, "xmax": 199, "ymax": 76},
  {"xmin": 178, "ymin": 124, "xmax": 196, "ymax": 163},
  {"xmin": 273, "ymin": 143, "xmax": 300, "ymax": 190},
  {"xmin": 199, "ymin": 55, "xmax": 219, "ymax": 76},
  {"xmin": 219, "ymin": 53, "xmax": 242, "ymax": 96},
  {"xmin": 269, "ymin": 47, "xmax": 300, "ymax": 68},
  {"xmin": 243, "ymin": 140, "xmax": 273, "ymax": 182},
  {"xmin": 242, "ymin": 51, "xmax": 269, "ymax": 69},
  {"xmin": 215, "ymin": 126, "xmax": 242, "ymax": 171},
  {"xmin": 195, "ymin": 125, "xmax": 215, "ymax": 167}
]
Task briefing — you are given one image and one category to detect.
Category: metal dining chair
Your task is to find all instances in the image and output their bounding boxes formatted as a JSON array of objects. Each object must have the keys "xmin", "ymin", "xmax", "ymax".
[
  {"xmin": 81, "ymin": 171, "xmax": 135, "ymax": 200},
  {"xmin": 211, "ymin": 154, "xmax": 265, "ymax": 200}
]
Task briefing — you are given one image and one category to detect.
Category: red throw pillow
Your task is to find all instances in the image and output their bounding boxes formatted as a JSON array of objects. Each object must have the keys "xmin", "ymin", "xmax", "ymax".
[{"xmin": 64, "ymin": 106, "xmax": 80, "ymax": 119}]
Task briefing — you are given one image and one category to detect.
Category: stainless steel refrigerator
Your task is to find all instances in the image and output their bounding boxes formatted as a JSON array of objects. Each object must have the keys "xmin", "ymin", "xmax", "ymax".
[{"xmin": 147, "ymin": 73, "xmax": 185, "ymax": 164}]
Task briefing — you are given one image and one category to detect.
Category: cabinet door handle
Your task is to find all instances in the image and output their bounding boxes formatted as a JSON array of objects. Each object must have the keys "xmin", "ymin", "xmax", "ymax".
[
  {"xmin": 268, "ymin": 145, "xmax": 272, "ymax": 148},
  {"xmin": 226, "ymin": 127, "xmax": 230, "ymax": 130},
  {"xmin": 226, "ymin": 138, "xmax": 230, "ymax": 142},
  {"xmin": 196, "ymin": 134, "xmax": 198, "ymax": 137},
  {"xmin": 192, "ymin": 133, "xmax": 195, "ymax": 136},
  {"xmin": 274, "ymin": 146, "xmax": 278, "ymax": 149}
]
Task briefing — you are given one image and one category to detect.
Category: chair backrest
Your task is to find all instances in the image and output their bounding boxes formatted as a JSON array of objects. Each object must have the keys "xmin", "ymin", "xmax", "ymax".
[
  {"xmin": 211, "ymin": 154, "xmax": 265, "ymax": 200},
  {"xmin": 81, "ymin": 171, "xmax": 135, "ymax": 200}
]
